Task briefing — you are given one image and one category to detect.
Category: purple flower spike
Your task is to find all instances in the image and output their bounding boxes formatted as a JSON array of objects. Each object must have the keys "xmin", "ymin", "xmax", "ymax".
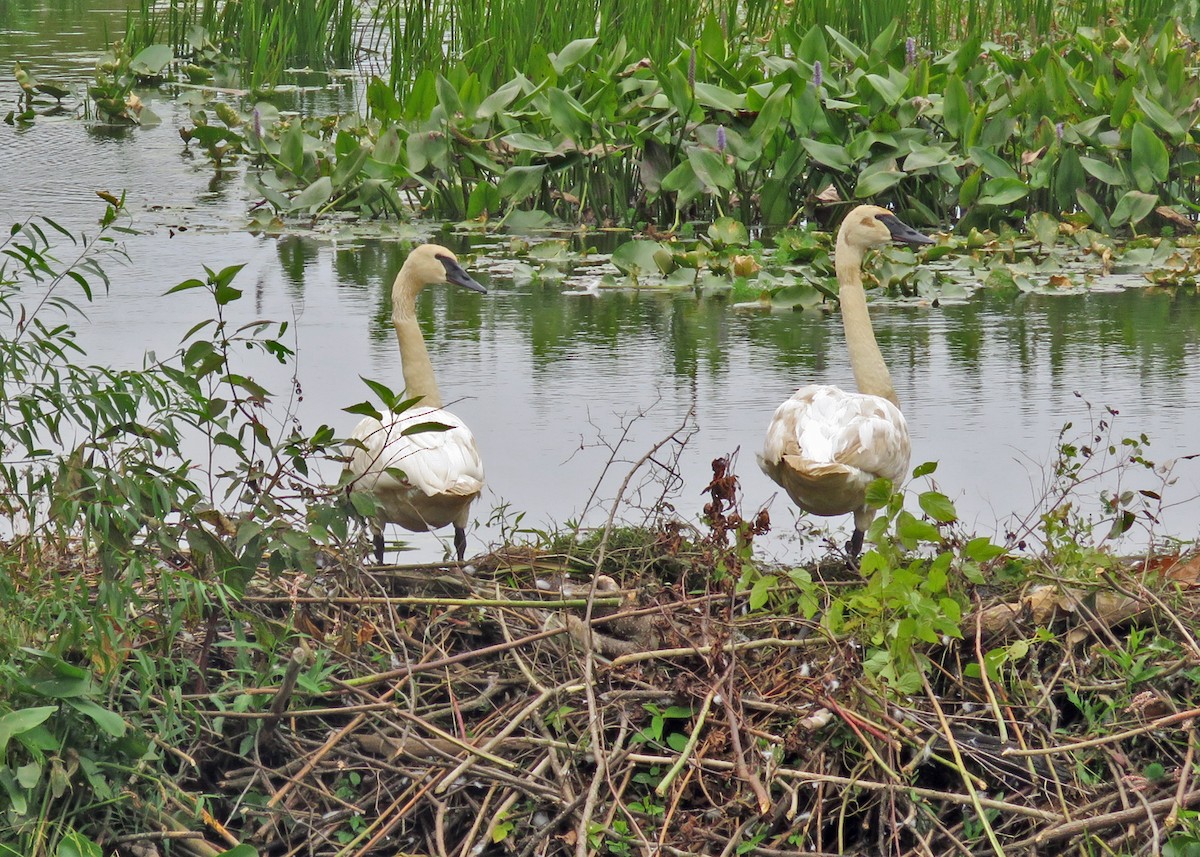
[
  {"xmin": 716, "ymin": 125, "xmax": 727, "ymax": 153},
  {"xmin": 813, "ymin": 60, "xmax": 823, "ymax": 88},
  {"xmin": 688, "ymin": 48, "xmax": 696, "ymax": 91},
  {"xmin": 906, "ymin": 37, "xmax": 916, "ymax": 66},
  {"xmin": 1056, "ymin": 122, "xmax": 1064, "ymax": 142}
]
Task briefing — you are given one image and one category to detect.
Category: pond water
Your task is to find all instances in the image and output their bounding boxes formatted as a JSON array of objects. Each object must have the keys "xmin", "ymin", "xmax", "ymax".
[{"xmin": 3, "ymin": 3, "xmax": 1199, "ymax": 564}]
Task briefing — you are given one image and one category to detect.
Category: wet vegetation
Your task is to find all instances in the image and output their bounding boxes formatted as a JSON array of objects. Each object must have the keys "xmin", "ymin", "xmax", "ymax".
[{"xmin": 4, "ymin": 0, "xmax": 1200, "ymax": 854}]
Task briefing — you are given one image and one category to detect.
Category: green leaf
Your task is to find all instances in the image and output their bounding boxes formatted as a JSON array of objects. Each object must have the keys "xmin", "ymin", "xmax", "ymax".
[
  {"xmin": 1079, "ymin": 156, "xmax": 1126, "ymax": 187},
  {"xmin": 0, "ymin": 707, "xmax": 56, "ymax": 755},
  {"xmin": 129, "ymin": 44, "xmax": 173, "ymax": 76},
  {"xmin": 800, "ymin": 138, "xmax": 852, "ymax": 172},
  {"xmin": 864, "ymin": 478, "xmax": 893, "ymax": 507},
  {"xmin": 942, "ymin": 76, "xmax": 970, "ymax": 139},
  {"xmin": 864, "ymin": 73, "xmax": 902, "ymax": 106},
  {"xmin": 1130, "ymin": 121, "xmax": 1169, "ymax": 193},
  {"xmin": 611, "ymin": 240, "xmax": 670, "ymax": 277},
  {"xmin": 291, "ymin": 176, "xmax": 333, "ymax": 212},
  {"xmin": 694, "ymin": 82, "xmax": 744, "ymax": 112},
  {"xmin": 65, "ymin": 699, "xmax": 126, "ymax": 737},
  {"xmin": 502, "ymin": 133, "xmax": 557, "ymax": 154},
  {"xmin": 964, "ymin": 537, "xmax": 1005, "ymax": 562},
  {"xmin": 400, "ymin": 421, "xmax": 452, "ymax": 436},
  {"xmin": 855, "ymin": 165, "xmax": 905, "ymax": 197},
  {"xmin": 55, "ymin": 831, "xmax": 103, "ymax": 857},
  {"xmin": 749, "ymin": 575, "xmax": 775, "ymax": 611},
  {"xmin": 969, "ymin": 147, "xmax": 1018, "ymax": 180},
  {"xmin": 896, "ymin": 511, "xmax": 941, "ymax": 544},
  {"xmin": 748, "ymin": 83, "xmax": 791, "ymax": 144},
  {"xmin": 279, "ymin": 122, "xmax": 304, "ymax": 175},
  {"xmin": 976, "ymin": 177, "xmax": 1028, "ymax": 206},
  {"xmin": 550, "ymin": 38, "xmax": 597, "ymax": 75},
  {"xmin": 497, "ymin": 164, "xmax": 546, "ymax": 201},
  {"xmin": 1110, "ymin": 190, "xmax": 1157, "ymax": 228},
  {"xmin": 912, "ymin": 461, "xmax": 937, "ymax": 478},
  {"xmin": 918, "ymin": 491, "xmax": 957, "ymax": 523},
  {"xmin": 373, "ymin": 127, "xmax": 401, "ymax": 165},
  {"xmin": 688, "ymin": 147, "xmax": 734, "ymax": 191}
]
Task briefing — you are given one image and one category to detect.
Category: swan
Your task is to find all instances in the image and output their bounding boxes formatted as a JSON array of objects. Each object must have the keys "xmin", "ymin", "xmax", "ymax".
[
  {"xmin": 345, "ymin": 244, "xmax": 487, "ymax": 564},
  {"xmin": 758, "ymin": 205, "xmax": 933, "ymax": 560}
]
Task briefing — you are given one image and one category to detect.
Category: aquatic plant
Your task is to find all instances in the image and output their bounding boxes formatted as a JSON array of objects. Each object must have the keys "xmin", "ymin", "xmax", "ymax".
[{"xmin": 165, "ymin": 16, "xmax": 1200, "ymax": 237}]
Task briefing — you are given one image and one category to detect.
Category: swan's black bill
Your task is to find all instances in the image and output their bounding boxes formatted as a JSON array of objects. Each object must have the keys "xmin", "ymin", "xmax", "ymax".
[
  {"xmin": 879, "ymin": 214, "xmax": 935, "ymax": 245},
  {"xmin": 438, "ymin": 254, "xmax": 488, "ymax": 294}
]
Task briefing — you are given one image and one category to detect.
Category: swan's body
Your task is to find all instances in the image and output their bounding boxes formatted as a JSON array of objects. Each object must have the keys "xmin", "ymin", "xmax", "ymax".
[
  {"xmin": 758, "ymin": 205, "xmax": 932, "ymax": 559},
  {"xmin": 344, "ymin": 244, "xmax": 486, "ymax": 563}
]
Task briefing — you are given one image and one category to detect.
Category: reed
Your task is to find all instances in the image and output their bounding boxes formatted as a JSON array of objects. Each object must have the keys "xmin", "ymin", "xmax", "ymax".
[{"xmin": 128, "ymin": 0, "xmax": 355, "ymax": 87}]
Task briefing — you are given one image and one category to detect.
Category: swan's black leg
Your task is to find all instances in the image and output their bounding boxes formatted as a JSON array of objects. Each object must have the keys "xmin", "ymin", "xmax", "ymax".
[
  {"xmin": 846, "ymin": 528, "xmax": 864, "ymax": 569},
  {"xmin": 373, "ymin": 532, "xmax": 385, "ymax": 565},
  {"xmin": 454, "ymin": 525, "xmax": 467, "ymax": 563}
]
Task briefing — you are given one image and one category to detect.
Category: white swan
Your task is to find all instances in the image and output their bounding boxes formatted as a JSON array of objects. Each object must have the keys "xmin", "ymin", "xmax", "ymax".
[
  {"xmin": 345, "ymin": 244, "xmax": 486, "ymax": 563},
  {"xmin": 758, "ymin": 205, "xmax": 933, "ymax": 560}
]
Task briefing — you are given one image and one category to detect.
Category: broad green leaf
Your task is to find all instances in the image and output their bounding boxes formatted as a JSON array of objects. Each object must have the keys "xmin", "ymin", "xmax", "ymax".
[
  {"xmin": 0, "ymin": 707, "xmax": 56, "ymax": 755},
  {"xmin": 1079, "ymin": 156, "xmax": 1126, "ymax": 187},
  {"xmin": 942, "ymin": 76, "xmax": 969, "ymax": 139},
  {"xmin": 969, "ymin": 147, "xmax": 1018, "ymax": 180},
  {"xmin": 1132, "ymin": 89, "xmax": 1185, "ymax": 142},
  {"xmin": 976, "ymin": 177, "xmax": 1028, "ymax": 206},
  {"xmin": 291, "ymin": 176, "xmax": 332, "ymax": 212},
  {"xmin": 864, "ymin": 73, "xmax": 902, "ymax": 106},
  {"xmin": 918, "ymin": 491, "xmax": 957, "ymax": 523},
  {"xmin": 550, "ymin": 38, "xmax": 597, "ymax": 75},
  {"xmin": 65, "ymin": 699, "xmax": 126, "ymax": 738},
  {"xmin": 688, "ymin": 147, "xmax": 734, "ymax": 191},
  {"xmin": 1110, "ymin": 190, "xmax": 1157, "ymax": 228},
  {"xmin": 476, "ymin": 76, "xmax": 524, "ymax": 119},
  {"xmin": 694, "ymin": 82, "xmax": 744, "ymax": 112},
  {"xmin": 611, "ymin": 240, "xmax": 670, "ymax": 277},
  {"xmin": 707, "ymin": 217, "xmax": 748, "ymax": 245},
  {"xmin": 749, "ymin": 575, "xmax": 775, "ymax": 611},
  {"xmin": 129, "ymin": 44, "xmax": 172, "ymax": 76},
  {"xmin": 496, "ymin": 164, "xmax": 546, "ymax": 201},
  {"xmin": 373, "ymin": 127, "xmax": 401, "ymax": 165},
  {"xmin": 748, "ymin": 83, "xmax": 791, "ymax": 144},
  {"xmin": 1130, "ymin": 121, "xmax": 1169, "ymax": 192},
  {"xmin": 1075, "ymin": 189, "xmax": 1112, "ymax": 233},
  {"xmin": 855, "ymin": 165, "xmax": 905, "ymax": 197},
  {"xmin": 800, "ymin": 138, "xmax": 851, "ymax": 172},
  {"xmin": 903, "ymin": 144, "xmax": 953, "ymax": 171},
  {"xmin": 502, "ymin": 133, "xmax": 557, "ymax": 154},
  {"xmin": 964, "ymin": 537, "xmax": 1005, "ymax": 562}
]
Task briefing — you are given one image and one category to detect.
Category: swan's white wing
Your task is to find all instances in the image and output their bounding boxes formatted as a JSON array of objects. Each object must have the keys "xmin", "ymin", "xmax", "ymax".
[
  {"xmin": 759, "ymin": 385, "xmax": 910, "ymax": 516},
  {"xmin": 346, "ymin": 405, "xmax": 485, "ymax": 498}
]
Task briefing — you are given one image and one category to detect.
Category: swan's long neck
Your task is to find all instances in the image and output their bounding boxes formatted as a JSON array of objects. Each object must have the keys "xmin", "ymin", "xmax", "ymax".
[
  {"xmin": 392, "ymin": 269, "xmax": 444, "ymax": 409},
  {"xmin": 835, "ymin": 234, "xmax": 899, "ymax": 407}
]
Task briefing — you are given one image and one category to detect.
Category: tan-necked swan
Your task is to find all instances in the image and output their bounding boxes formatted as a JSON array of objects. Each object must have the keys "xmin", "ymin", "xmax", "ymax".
[
  {"xmin": 345, "ymin": 244, "xmax": 486, "ymax": 564},
  {"xmin": 758, "ymin": 205, "xmax": 933, "ymax": 560}
]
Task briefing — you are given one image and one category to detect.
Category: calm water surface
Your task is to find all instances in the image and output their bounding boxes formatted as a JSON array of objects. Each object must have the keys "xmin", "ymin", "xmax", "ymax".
[{"xmin": 3, "ymin": 5, "xmax": 1198, "ymax": 562}]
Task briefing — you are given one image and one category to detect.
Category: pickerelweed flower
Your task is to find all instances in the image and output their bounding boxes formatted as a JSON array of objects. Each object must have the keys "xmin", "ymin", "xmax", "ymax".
[
  {"xmin": 1055, "ymin": 122, "xmax": 1064, "ymax": 142},
  {"xmin": 906, "ymin": 37, "xmax": 916, "ymax": 66},
  {"xmin": 716, "ymin": 125, "xmax": 727, "ymax": 153},
  {"xmin": 813, "ymin": 60, "xmax": 823, "ymax": 88},
  {"xmin": 688, "ymin": 48, "xmax": 696, "ymax": 92}
]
